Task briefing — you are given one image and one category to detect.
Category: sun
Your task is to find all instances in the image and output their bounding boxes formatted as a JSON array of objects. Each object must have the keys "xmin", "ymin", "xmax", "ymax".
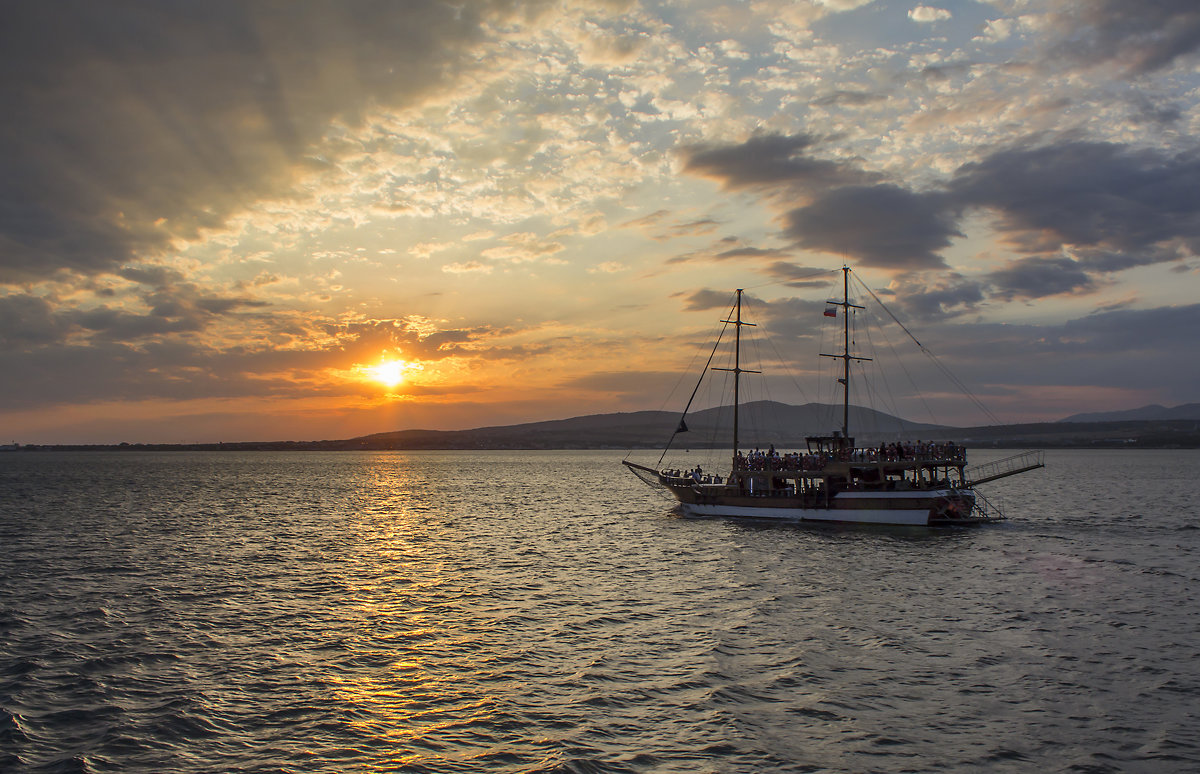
[{"xmin": 366, "ymin": 359, "xmax": 409, "ymax": 388}]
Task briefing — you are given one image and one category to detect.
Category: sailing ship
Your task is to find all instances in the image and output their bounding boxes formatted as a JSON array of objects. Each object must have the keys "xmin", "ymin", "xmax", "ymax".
[{"xmin": 623, "ymin": 267, "xmax": 1043, "ymax": 526}]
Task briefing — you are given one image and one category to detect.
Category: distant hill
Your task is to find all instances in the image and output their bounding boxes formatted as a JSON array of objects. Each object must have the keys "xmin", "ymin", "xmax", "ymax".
[
  {"xmin": 350, "ymin": 400, "xmax": 945, "ymax": 450},
  {"xmin": 20, "ymin": 401, "xmax": 1200, "ymax": 451},
  {"xmin": 1060, "ymin": 403, "xmax": 1200, "ymax": 423}
]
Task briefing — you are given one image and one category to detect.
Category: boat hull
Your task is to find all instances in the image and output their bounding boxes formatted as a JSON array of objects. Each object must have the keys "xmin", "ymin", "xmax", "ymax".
[{"xmin": 673, "ymin": 488, "xmax": 982, "ymax": 526}]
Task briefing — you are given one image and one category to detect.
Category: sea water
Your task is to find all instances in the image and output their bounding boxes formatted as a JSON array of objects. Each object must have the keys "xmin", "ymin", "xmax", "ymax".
[{"xmin": 1, "ymin": 449, "xmax": 1198, "ymax": 773}]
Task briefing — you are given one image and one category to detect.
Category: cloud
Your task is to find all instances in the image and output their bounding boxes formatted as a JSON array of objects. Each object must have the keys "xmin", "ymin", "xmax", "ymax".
[
  {"xmin": 713, "ymin": 246, "xmax": 795, "ymax": 261},
  {"xmin": 0, "ymin": 295, "xmax": 67, "ymax": 348},
  {"xmin": 620, "ymin": 209, "xmax": 671, "ymax": 230},
  {"xmin": 588, "ymin": 262, "xmax": 627, "ymax": 274},
  {"xmin": 682, "ymin": 133, "xmax": 877, "ymax": 192},
  {"xmin": 909, "ymin": 6, "xmax": 952, "ymax": 24},
  {"xmin": 575, "ymin": 25, "xmax": 646, "ymax": 66},
  {"xmin": 814, "ymin": 0, "xmax": 875, "ymax": 11},
  {"xmin": 0, "ymin": 1, "xmax": 510, "ymax": 283},
  {"xmin": 810, "ymin": 90, "xmax": 886, "ymax": 107},
  {"xmin": 409, "ymin": 241, "xmax": 454, "ymax": 259},
  {"xmin": 762, "ymin": 262, "xmax": 836, "ymax": 289},
  {"xmin": 682, "ymin": 130, "xmax": 1200, "ymax": 289},
  {"xmin": 442, "ymin": 261, "xmax": 493, "ymax": 274},
  {"xmin": 480, "ymin": 232, "xmax": 565, "ymax": 263},
  {"xmin": 984, "ymin": 256, "xmax": 1096, "ymax": 301},
  {"xmin": 1060, "ymin": 301, "xmax": 1200, "ymax": 355},
  {"xmin": 879, "ymin": 274, "xmax": 986, "ymax": 321},
  {"xmin": 681, "ymin": 134, "xmax": 962, "ymax": 270},
  {"xmin": 951, "ymin": 141, "xmax": 1200, "ymax": 260},
  {"xmin": 974, "ymin": 17, "xmax": 1016, "ymax": 44},
  {"xmin": 677, "ymin": 289, "xmax": 740, "ymax": 312},
  {"xmin": 1042, "ymin": 0, "xmax": 1200, "ymax": 75},
  {"xmin": 783, "ymin": 185, "xmax": 959, "ymax": 270},
  {"xmin": 1, "ymin": 264, "xmax": 270, "ymax": 354}
]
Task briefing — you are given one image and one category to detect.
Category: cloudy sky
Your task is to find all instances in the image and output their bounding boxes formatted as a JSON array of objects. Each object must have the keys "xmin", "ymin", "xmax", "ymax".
[{"xmin": 4, "ymin": 0, "xmax": 1200, "ymax": 443}]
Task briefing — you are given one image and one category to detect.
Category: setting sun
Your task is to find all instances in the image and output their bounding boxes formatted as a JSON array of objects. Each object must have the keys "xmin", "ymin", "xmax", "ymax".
[{"xmin": 366, "ymin": 359, "xmax": 410, "ymax": 388}]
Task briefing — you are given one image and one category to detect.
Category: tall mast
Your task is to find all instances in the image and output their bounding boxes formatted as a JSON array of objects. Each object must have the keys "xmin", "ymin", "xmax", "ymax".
[
  {"xmin": 713, "ymin": 289, "xmax": 758, "ymax": 455},
  {"xmin": 820, "ymin": 267, "xmax": 869, "ymax": 440}
]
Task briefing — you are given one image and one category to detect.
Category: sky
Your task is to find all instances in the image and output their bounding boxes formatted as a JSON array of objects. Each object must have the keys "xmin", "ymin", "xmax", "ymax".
[{"xmin": 3, "ymin": 0, "xmax": 1200, "ymax": 444}]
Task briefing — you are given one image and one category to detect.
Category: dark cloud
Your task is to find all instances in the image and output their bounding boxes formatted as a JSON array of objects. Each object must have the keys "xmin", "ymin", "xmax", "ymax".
[
  {"xmin": 1, "ymin": 277, "xmax": 270, "ymax": 354},
  {"xmin": 1044, "ymin": 0, "xmax": 1200, "ymax": 75},
  {"xmin": 1127, "ymin": 93, "xmax": 1184, "ymax": 126},
  {"xmin": 677, "ymin": 289, "xmax": 740, "ymax": 312},
  {"xmin": 823, "ymin": 300, "xmax": 1200, "ymax": 423},
  {"xmin": 713, "ymin": 246, "xmax": 794, "ymax": 261},
  {"xmin": 680, "ymin": 136, "xmax": 959, "ymax": 271},
  {"xmin": 669, "ymin": 219, "xmax": 721, "ymax": 237},
  {"xmin": 811, "ymin": 90, "xmax": 886, "ymax": 107},
  {"xmin": 761, "ymin": 262, "xmax": 836, "ymax": 289},
  {"xmin": 0, "ymin": 295, "xmax": 67, "ymax": 347},
  {"xmin": 919, "ymin": 63, "xmax": 975, "ymax": 82},
  {"xmin": 952, "ymin": 141, "xmax": 1200, "ymax": 260},
  {"xmin": 783, "ymin": 185, "xmax": 959, "ymax": 270},
  {"xmin": 117, "ymin": 265, "xmax": 186, "ymax": 286},
  {"xmin": 748, "ymin": 296, "xmax": 829, "ymax": 345},
  {"xmin": 683, "ymin": 134, "xmax": 1200, "ymax": 288},
  {"xmin": 682, "ymin": 133, "xmax": 877, "ymax": 191},
  {"xmin": 882, "ymin": 274, "xmax": 986, "ymax": 321},
  {"xmin": 1073, "ymin": 245, "xmax": 1187, "ymax": 273},
  {"xmin": 1059, "ymin": 301, "xmax": 1200, "ymax": 354},
  {"xmin": 72, "ymin": 305, "xmax": 205, "ymax": 339},
  {"xmin": 666, "ymin": 240, "xmax": 792, "ymax": 266},
  {"xmin": 984, "ymin": 256, "xmax": 1095, "ymax": 302},
  {"xmin": 934, "ymin": 303, "xmax": 1200, "ymax": 401},
  {"xmin": 0, "ymin": 1, "xmax": 506, "ymax": 283}
]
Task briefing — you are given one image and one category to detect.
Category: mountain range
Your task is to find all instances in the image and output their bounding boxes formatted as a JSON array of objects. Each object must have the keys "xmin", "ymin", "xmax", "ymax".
[
  {"xmin": 1059, "ymin": 403, "xmax": 1200, "ymax": 423},
  {"xmin": 349, "ymin": 400, "xmax": 944, "ymax": 450},
  {"xmin": 19, "ymin": 401, "xmax": 1200, "ymax": 451}
]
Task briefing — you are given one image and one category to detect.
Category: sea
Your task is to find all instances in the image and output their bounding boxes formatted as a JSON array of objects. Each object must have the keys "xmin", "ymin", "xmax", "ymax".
[{"xmin": 1, "ymin": 448, "xmax": 1198, "ymax": 773}]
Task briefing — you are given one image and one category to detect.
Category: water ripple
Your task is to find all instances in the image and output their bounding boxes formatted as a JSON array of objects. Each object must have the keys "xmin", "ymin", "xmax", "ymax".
[{"xmin": 1, "ymin": 449, "xmax": 1199, "ymax": 771}]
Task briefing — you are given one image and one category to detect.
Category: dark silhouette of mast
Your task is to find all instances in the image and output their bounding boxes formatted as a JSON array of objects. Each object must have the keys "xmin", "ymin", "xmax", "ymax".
[
  {"xmin": 820, "ymin": 267, "xmax": 869, "ymax": 442},
  {"xmin": 713, "ymin": 289, "xmax": 759, "ymax": 455}
]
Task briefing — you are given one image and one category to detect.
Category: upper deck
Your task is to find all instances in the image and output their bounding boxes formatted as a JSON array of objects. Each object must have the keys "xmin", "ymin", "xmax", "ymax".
[{"xmin": 732, "ymin": 440, "xmax": 966, "ymax": 477}]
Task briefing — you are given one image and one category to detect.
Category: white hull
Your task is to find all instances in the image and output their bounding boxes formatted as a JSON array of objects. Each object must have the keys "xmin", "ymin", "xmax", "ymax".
[{"xmin": 677, "ymin": 490, "xmax": 975, "ymax": 526}]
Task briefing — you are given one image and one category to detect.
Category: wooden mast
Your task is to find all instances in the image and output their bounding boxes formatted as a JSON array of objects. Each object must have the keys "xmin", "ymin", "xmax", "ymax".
[
  {"xmin": 820, "ymin": 267, "xmax": 869, "ymax": 443},
  {"xmin": 713, "ymin": 289, "xmax": 758, "ymax": 456}
]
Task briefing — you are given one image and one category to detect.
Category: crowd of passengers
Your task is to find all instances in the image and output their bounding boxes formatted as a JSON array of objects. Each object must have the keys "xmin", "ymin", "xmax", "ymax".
[
  {"xmin": 661, "ymin": 466, "xmax": 724, "ymax": 485},
  {"xmin": 731, "ymin": 441, "xmax": 964, "ymax": 472},
  {"xmin": 661, "ymin": 441, "xmax": 965, "ymax": 484}
]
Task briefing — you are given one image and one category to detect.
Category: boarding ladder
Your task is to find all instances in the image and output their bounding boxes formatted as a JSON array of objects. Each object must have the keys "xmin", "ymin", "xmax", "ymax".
[
  {"xmin": 964, "ymin": 450, "xmax": 1044, "ymax": 487},
  {"xmin": 969, "ymin": 487, "xmax": 1006, "ymax": 521}
]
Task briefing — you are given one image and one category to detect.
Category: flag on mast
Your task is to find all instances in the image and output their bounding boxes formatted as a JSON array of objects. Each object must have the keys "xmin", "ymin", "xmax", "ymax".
[{"xmin": 824, "ymin": 306, "xmax": 837, "ymax": 317}]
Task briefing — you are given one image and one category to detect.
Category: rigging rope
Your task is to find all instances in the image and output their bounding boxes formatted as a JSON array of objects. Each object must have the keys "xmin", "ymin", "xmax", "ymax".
[
  {"xmin": 851, "ymin": 274, "xmax": 1004, "ymax": 427},
  {"xmin": 657, "ymin": 293, "xmax": 736, "ymax": 466},
  {"xmin": 858, "ymin": 304, "xmax": 908, "ymax": 433}
]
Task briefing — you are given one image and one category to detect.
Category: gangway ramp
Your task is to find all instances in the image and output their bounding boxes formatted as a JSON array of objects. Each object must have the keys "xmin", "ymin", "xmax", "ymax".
[{"xmin": 965, "ymin": 450, "xmax": 1044, "ymax": 486}]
